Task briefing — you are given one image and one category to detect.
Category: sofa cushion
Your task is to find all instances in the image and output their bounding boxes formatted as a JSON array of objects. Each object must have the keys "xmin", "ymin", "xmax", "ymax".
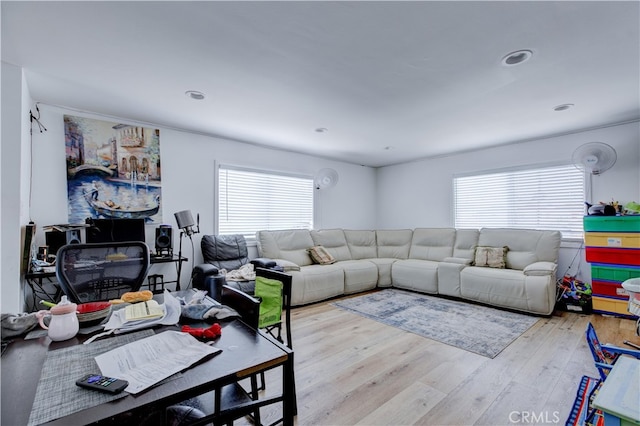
[
  {"xmin": 289, "ymin": 265, "xmax": 345, "ymax": 305},
  {"xmin": 523, "ymin": 261, "xmax": 557, "ymax": 276},
  {"xmin": 367, "ymin": 258, "xmax": 396, "ymax": 287},
  {"xmin": 344, "ymin": 230, "xmax": 377, "ymax": 259},
  {"xmin": 275, "ymin": 259, "xmax": 301, "ymax": 272},
  {"xmin": 310, "ymin": 229, "xmax": 352, "ymax": 261},
  {"xmin": 453, "ymin": 228, "xmax": 480, "ymax": 260},
  {"xmin": 460, "ymin": 266, "xmax": 555, "ymax": 315},
  {"xmin": 409, "ymin": 228, "xmax": 455, "ymax": 261},
  {"xmin": 338, "ymin": 260, "xmax": 379, "ymax": 294},
  {"xmin": 473, "ymin": 246, "xmax": 508, "ymax": 268},
  {"xmin": 256, "ymin": 229, "xmax": 314, "ymax": 266},
  {"xmin": 307, "ymin": 245, "xmax": 337, "ymax": 265},
  {"xmin": 478, "ymin": 228, "xmax": 561, "ymax": 270},
  {"xmin": 376, "ymin": 229, "xmax": 413, "ymax": 259},
  {"xmin": 391, "ymin": 259, "xmax": 439, "ymax": 293}
]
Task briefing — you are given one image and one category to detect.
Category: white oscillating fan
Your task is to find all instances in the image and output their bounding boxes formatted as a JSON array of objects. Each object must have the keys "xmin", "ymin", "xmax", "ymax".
[
  {"xmin": 314, "ymin": 168, "xmax": 339, "ymax": 190},
  {"xmin": 572, "ymin": 142, "xmax": 617, "ymax": 175}
]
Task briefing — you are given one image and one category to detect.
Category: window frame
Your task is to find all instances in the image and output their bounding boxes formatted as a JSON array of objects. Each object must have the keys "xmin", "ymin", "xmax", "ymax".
[
  {"xmin": 216, "ymin": 164, "xmax": 315, "ymax": 242},
  {"xmin": 452, "ymin": 161, "xmax": 586, "ymax": 240}
]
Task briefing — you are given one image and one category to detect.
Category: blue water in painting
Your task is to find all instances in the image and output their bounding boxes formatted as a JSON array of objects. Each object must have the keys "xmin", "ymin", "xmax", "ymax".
[{"xmin": 67, "ymin": 175, "xmax": 162, "ymax": 224}]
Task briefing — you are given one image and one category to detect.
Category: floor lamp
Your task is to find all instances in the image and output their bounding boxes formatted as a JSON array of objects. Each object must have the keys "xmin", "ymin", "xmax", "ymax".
[{"xmin": 174, "ymin": 210, "xmax": 199, "ymax": 287}]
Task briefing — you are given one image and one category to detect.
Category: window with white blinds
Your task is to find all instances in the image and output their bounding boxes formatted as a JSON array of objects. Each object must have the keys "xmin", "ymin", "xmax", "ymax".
[
  {"xmin": 454, "ymin": 163, "xmax": 585, "ymax": 239},
  {"xmin": 218, "ymin": 166, "xmax": 314, "ymax": 241}
]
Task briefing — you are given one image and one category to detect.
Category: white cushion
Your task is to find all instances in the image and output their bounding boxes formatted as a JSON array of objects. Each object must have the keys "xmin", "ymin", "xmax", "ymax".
[
  {"xmin": 376, "ymin": 229, "xmax": 413, "ymax": 259},
  {"xmin": 344, "ymin": 230, "xmax": 377, "ymax": 259},
  {"xmin": 338, "ymin": 260, "xmax": 379, "ymax": 294},
  {"xmin": 256, "ymin": 229, "xmax": 314, "ymax": 266},
  {"xmin": 391, "ymin": 259, "xmax": 439, "ymax": 293},
  {"xmin": 409, "ymin": 228, "xmax": 455, "ymax": 261},
  {"xmin": 310, "ymin": 229, "xmax": 352, "ymax": 261},
  {"xmin": 453, "ymin": 228, "xmax": 480, "ymax": 260}
]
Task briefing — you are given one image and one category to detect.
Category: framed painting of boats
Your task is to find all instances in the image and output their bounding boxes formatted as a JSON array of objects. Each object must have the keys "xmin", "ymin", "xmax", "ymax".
[{"xmin": 64, "ymin": 115, "xmax": 163, "ymax": 224}]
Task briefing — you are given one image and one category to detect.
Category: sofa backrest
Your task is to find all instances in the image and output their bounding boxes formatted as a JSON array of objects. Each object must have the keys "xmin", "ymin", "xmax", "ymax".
[
  {"xmin": 376, "ymin": 229, "xmax": 413, "ymax": 259},
  {"xmin": 344, "ymin": 230, "xmax": 377, "ymax": 259},
  {"xmin": 453, "ymin": 228, "xmax": 480, "ymax": 259},
  {"xmin": 310, "ymin": 229, "xmax": 352, "ymax": 261},
  {"xmin": 409, "ymin": 228, "xmax": 455, "ymax": 261},
  {"xmin": 477, "ymin": 228, "xmax": 561, "ymax": 270},
  {"xmin": 256, "ymin": 229, "xmax": 315, "ymax": 266}
]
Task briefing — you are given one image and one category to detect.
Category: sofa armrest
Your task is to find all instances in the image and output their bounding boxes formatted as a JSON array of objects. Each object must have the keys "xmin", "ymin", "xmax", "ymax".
[
  {"xmin": 191, "ymin": 263, "xmax": 220, "ymax": 289},
  {"xmin": 523, "ymin": 261, "xmax": 557, "ymax": 276},
  {"xmin": 443, "ymin": 257, "xmax": 473, "ymax": 265},
  {"xmin": 275, "ymin": 259, "xmax": 301, "ymax": 272},
  {"xmin": 250, "ymin": 257, "xmax": 277, "ymax": 269}
]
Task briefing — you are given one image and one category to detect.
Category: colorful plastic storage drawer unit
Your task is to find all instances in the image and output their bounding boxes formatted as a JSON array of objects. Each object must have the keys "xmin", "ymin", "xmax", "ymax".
[
  {"xmin": 583, "ymin": 215, "xmax": 640, "ymax": 232},
  {"xmin": 591, "ymin": 264, "xmax": 640, "ymax": 282},
  {"xmin": 592, "ymin": 296, "xmax": 637, "ymax": 317},
  {"xmin": 585, "ymin": 247, "xmax": 640, "ymax": 266},
  {"xmin": 584, "ymin": 232, "xmax": 640, "ymax": 249},
  {"xmin": 592, "ymin": 280, "xmax": 629, "ymax": 299}
]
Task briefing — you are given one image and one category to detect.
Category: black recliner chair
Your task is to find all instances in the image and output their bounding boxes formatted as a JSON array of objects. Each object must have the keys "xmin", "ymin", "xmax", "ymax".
[{"xmin": 191, "ymin": 234, "xmax": 279, "ymax": 300}]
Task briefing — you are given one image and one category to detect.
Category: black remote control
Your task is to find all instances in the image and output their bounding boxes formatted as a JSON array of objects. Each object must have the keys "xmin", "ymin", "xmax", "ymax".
[{"xmin": 76, "ymin": 374, "xmax": 128, "ymax": 394}]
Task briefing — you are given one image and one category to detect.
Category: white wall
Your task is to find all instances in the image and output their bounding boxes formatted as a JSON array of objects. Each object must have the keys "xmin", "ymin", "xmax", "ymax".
[
  {"xmin": 1, "ymin": 62, "xmax": 33, "ymax": 313},
  {"xmin": 25, "ymin": 104, "xmax": 376, "ymax": 295},
  {"xmin": 376, "ymin": 121, "xmax": 640, "ymax": 282}
]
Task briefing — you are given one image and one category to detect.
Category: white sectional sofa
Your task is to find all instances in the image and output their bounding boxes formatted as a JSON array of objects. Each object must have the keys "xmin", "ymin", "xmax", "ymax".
[{"xmin": 256, "ymin": 228, "xmax": 561, "ymax": 315}]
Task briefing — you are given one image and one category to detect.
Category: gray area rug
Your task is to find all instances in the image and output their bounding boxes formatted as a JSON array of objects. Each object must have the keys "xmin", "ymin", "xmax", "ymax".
[{"xmin": 332, "ymin": 289, "xmax": 539, "ymax": 358}]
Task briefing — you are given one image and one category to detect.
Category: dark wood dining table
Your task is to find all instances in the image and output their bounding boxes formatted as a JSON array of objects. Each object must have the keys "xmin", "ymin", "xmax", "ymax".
[{"xmin": 1, "ymin": 291, "xmax": 295, "ymax": 425}]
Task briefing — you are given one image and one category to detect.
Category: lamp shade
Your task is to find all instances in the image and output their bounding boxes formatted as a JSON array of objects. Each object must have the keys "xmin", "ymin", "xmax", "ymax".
[{"xmin": 174, "ymin": 210, "xmax": 195, "ymax": 230}]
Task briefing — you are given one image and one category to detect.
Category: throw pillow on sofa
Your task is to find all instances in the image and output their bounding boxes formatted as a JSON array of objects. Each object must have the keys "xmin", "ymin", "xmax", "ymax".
[
  {"xmin": 307, "ymin": 245, "xmax": 337, "ymax": 265},
  {"xmin": 473, "ymin": 246, "xmax": 508, "ymax": 268}
]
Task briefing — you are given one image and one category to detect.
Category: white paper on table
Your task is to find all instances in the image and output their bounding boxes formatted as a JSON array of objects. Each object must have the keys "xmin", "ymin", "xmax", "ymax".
[{"xmin": 95, "ymin": 330, "xmax": 221, "ymax": 394}]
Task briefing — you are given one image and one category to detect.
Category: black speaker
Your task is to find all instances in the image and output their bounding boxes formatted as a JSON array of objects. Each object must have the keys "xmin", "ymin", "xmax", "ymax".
[
  {"xmin": 155, "ymin": 225, "xmax": 173, "ymax": 257},
  {"xmin": 46, "ymin": 229, "xmax": 82, "ymax": 256}
]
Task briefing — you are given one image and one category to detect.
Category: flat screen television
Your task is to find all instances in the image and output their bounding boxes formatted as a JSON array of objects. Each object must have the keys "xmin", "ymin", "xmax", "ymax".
[{"xmin": 85, "ymin": 218, "xmax": 146, "ymax": 244}]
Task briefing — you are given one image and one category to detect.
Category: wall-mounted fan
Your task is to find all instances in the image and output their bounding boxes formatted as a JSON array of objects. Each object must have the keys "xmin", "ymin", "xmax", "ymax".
[
  {"xmin": 314, "ymin": 168, "xmax": 339, "ymax": 190},
  {"xmin": 572, "ymin": 142, "xmax": 617, "ymax": 175}
]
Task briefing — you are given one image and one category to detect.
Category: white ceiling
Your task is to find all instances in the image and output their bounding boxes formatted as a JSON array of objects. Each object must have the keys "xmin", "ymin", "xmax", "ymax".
[{"xmin": 2, "ymin": 1, "xmax": 639, "ymax": 167}]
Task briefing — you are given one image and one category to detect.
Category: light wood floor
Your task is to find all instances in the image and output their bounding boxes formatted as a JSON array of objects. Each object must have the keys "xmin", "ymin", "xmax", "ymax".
[{"xmin": 250, "ymin": 294, "xmax": 640, "ymax": 426}]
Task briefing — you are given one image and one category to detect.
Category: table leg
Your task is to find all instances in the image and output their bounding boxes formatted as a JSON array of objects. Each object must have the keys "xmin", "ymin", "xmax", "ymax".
[{"xmin": 282, "ymin": 352, "xmax": 296, "ymax": 425}]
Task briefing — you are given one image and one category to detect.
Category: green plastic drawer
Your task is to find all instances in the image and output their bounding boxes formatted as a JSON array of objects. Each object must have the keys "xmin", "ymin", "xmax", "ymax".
[
  {"xmin": 583, "ymin": 215, "xmax": 640, "ymax": 232},
  {"xmin": 591, "ymin": 264, "xmax": 640, "ymax": 282}
]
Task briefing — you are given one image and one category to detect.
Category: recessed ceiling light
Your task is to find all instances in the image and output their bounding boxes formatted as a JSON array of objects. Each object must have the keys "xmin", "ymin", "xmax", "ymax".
[
  {"xmin": 501, "ymin": 49, "xmax": 533, "ymax": 66},
  {"xmin": 315, "ymin": 127, "xmax": 328, "ymax": 133},
  {"xmin": 185, "ymin": 90, "xmax": 205, "ymax": 100},
  {"xmin": 553, "ymin": 103, "xmax": 574, "ymax": 111}
]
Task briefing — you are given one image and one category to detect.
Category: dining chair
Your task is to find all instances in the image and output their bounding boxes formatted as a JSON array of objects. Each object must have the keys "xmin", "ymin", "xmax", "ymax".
[
  {"xmin": 55, "ymin": 241, "xmax": 150, "ymax": 304},
  {"xmin": 255, "ymin": 267, "xmax": 293, "ymax": 350}
]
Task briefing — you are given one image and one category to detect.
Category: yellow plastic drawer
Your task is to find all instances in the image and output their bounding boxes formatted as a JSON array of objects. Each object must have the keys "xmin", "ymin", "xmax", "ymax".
[
  {"xmin": 592, "ymin": 296, "xmax": 634, "ymax": 316},
  {"xmin": 585, "ymin": 232, "xmax": 640, "ymax": 249}
]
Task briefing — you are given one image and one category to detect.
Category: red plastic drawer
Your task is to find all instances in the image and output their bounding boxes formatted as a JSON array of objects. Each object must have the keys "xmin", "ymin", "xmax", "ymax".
[
  {"xmin": 592, "ymin": 280, "xmax": 629, "ymax": 299},
  {"xmin": 585, "ymin": 247, "xmax": 640, "ymax": 266}
]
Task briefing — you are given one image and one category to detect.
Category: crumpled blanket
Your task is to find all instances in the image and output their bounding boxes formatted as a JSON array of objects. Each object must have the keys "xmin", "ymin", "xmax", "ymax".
[
  {"xmin": 180, "ymin": 304, "xmax": 239, "ymax": 321},
  {"xmin": 178, "ymin": 290, "xmax": 239, "ymax": 321},
  {"xmin": 1, "ymin": 313, "xmax": 38, "ymax": 338},
  {"xmin": 221, "ymin": 263, "xmax": 256, "ymax": 282}
]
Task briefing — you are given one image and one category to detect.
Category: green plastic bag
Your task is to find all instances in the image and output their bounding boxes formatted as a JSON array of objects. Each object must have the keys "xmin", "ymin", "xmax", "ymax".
[{"xmin": 255, "ymin": 276, "xmax": 283, "ymax": 329}]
